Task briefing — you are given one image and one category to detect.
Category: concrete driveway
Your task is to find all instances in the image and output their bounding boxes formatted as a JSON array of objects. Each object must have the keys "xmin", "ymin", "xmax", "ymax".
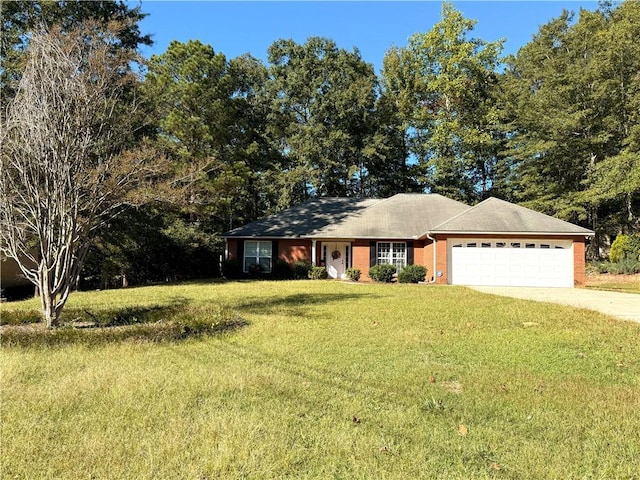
[{"xmin": 470, "ymin": 286, "xmax": 640, "ymax": 323}]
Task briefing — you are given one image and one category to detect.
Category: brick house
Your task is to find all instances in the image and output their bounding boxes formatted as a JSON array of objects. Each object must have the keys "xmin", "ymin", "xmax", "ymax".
[{"xmin": 222, "ymin": 194, "xmax": 594, "ymax": 287}]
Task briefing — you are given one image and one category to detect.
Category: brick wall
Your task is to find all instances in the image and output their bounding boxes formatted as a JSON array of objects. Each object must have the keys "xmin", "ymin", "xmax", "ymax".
[
  {"xmin": 573, "ymin": 239, "xmax": 586, "ymax": 286},
  {"xmin": 352, "ymin": 240, "xmax": 372, "ymax": 280},
  {"xmin": 423, "ymin": 240, "xmax": 435, "ymax": 282},
  {"xmin": 278, "ymin": 240, "xmax": 311, "ymax": 263},
  {"xmin": 435, "ymin": 236, "xmax": 448, "ymax": 284}
]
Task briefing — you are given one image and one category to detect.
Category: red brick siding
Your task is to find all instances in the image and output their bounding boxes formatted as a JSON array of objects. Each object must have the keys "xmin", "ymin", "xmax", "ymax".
[
  {"xmin": 278, "ymin": 240, "xmax": 311, "ymax": 263},
  {"xmin": 573, "ymin": 239, "xmax": 586, "ymax": 286},
  {"xmin": 435, "ymin": 236, "xmax": 448, "ymax": 284},
  {"xmin": 352, "ymin": 240, "xmax": 372, "ymax": 280},
  {"xmin": 423, "ymin": 240, "xmax": 435, "ymax": 282}
]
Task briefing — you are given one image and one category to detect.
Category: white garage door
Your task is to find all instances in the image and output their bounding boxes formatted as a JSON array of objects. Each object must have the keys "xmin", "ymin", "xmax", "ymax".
[{"xmin": 450, "ymin": 239, "xmax": 574, "ymax": 287}]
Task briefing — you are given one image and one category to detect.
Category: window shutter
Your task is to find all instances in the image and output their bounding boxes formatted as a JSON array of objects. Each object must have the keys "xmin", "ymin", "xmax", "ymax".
[
  {"xmin": 407, "ymin": 241, "xmax": 414, "ymax": 265},
  {"xmin": 271, "ymin": 240, "xmax": 279, "ymax": 269},
  {"xmin": 237, "ymin": 239, "xmax": 244, "ymax": 262},
  {"xmin": 369, "ymin": 241, "xmax": 376, "ymax": 267}
]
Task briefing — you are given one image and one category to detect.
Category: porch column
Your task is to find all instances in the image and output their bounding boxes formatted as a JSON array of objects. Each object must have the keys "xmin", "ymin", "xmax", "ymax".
[{"xmin": 311, "ymin": 239, "xmax": 317, "ymax": 266}]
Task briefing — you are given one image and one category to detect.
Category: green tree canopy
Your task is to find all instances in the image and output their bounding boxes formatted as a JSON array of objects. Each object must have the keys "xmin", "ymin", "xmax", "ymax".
[
  {"xmin": 382, "ymin": 1, "xmax": 504, "ymax": 203},
  {"xmin": 500, "ymin": 0, "xmax": 640, "ymax": 255},
  {"xmin": 267, "ymin": 37, "xmax": 382, "ymax": 201}
]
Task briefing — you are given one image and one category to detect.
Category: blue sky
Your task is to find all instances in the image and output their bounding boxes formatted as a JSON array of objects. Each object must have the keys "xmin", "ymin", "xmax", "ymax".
[{"xmin": 135, "ymin": 1, "xmax": 599, "ymax": 72}]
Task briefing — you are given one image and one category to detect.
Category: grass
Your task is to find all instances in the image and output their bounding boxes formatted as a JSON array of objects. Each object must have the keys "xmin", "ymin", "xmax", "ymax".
[
  {"xmin": 585, "ymin": 272, "xmax": 640, "ymax": 294},
  {"xmin": 2, "ymin": 280, "xmax": 639, "ymax": 479}
]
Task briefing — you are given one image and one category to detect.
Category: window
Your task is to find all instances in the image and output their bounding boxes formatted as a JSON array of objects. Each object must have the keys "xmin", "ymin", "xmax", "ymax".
[
  {"xmin": 452, "ymin": 243, "xmax": 463, "ymax": 248},
  {"xmin": 322, "ymin": 245, "xmax": 327, "ymax": 264},
  {"xmin": 540, "ymin": 244, "xmax": 550, "ymax": 249},
  {"xmin": 244, "ymin": 241, "xmax": 272, "ymax": 273},
  {"xmin": 466, "ymin": 242, "xmax": 477, "ymax": 248},
  {"xmin": 496, "ymin": 242, "xmax": 506, "ymax": 248},
  {"xmin": 525, "ymin": 243, "xmax": 536, "ymax": 249},
  {"xmin": 481, "ymin": 242, "xmax": 491, "ymax": 248},
  {"xmin": 511, "ymin": 242, "xmax": 521, "ymax": 248},
  {"xmin": 377, "ymin": 242, "xmax": 406, "ymax": 269},
  {"xmin": 345, "ymin": 245, "xmax": 350, "ymax": 268}
]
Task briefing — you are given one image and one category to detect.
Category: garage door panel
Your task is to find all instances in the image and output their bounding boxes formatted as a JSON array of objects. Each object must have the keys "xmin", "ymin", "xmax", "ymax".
[{"xmin": 450, "ymin": 240, "xmax": 573, "ymax": 287}]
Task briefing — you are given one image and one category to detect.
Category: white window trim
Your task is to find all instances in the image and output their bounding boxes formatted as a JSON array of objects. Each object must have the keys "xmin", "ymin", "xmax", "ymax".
[
  {"xmin": 244, "ymin": 240, "xmax": 273, "ymax": 273},
  {"xmin": 377, "ymin": 241, "xmax": 407, "ymax": 269}
]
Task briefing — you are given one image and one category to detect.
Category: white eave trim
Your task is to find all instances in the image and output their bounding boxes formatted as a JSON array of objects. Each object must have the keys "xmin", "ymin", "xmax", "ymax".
[{"xmin": 427, "ymin": 230, "xmax": 594, "ymax": 237}]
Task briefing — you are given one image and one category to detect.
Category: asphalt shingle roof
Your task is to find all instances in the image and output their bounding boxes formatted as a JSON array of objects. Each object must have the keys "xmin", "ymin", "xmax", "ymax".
[
  {"xmin": 431, "ymin": 197, "xmax": 595, "ymax": 235},
  {"xmin": 223, "ymin": 194, "xmax": 593, "ymax": 239},
  {"xmin": 222, "ymin": 197, "xmax": 379, "ymax": 237},
  {"xmin": 313, "ymin": 194, "xmax": 469, "ymax": 239}
]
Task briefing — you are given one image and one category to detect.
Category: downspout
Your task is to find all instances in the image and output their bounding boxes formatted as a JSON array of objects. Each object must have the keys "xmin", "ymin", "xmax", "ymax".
[{"xmin": 426, "ymin": 232, "xmax": 437, "ymax": 284}]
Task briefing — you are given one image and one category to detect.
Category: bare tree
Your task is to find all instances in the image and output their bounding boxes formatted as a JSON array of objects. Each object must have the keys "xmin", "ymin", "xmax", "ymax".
[{"xmin": 0, "ymin": 22, "xmax": 161, "ymax": 328}]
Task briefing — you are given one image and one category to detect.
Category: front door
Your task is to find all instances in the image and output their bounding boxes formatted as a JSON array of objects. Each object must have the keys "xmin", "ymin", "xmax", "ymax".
[{"xmin": 325, "ymin": 242, "xmax": 350, "ymax": 279}]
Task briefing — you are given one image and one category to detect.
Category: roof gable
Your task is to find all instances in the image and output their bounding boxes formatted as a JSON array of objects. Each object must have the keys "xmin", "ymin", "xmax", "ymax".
[
  {"xmin": 431, "ymin": 197, "xmax": 594, "ymax": 235},
  {"xmin": 314, "ymin": 193, "xmax": 470, "ymax": 239}
]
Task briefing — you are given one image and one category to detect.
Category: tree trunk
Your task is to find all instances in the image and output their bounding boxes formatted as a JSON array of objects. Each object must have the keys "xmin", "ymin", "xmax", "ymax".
[
  {"xmin": 39, "ymin": 279, "xmax": 59, "ymax": 329},
  {"xmin": 586, "ymin": 205, "xmax": 600, "ymax": 260}
]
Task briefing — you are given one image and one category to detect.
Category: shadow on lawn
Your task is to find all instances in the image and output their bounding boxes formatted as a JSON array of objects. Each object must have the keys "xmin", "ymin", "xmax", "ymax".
[
  {"xmin": 1, "ymin": 299, "xmax": 248, "ymax": 348},
  {"xmin": 235, "ymin": 292, "xmax": 375, "ymax": 318}
]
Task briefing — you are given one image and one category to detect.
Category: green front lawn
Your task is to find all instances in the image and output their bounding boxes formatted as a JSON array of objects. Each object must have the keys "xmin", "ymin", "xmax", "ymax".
[{"xmin": 2, "ymin": 281, "xmax": 639, "ymax": 479}]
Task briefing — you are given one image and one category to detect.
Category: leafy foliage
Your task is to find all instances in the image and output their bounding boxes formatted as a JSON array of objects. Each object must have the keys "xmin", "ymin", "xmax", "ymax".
[
  {"xmin": 292, "ymin": 261, "xmax": 312, "ymax": 280},
  {"xmin": 593, "ymin": 258, "xmax": 640, "ymax": 275},
  {"xmin": 308, "ymin": 266, "xmax": 329, "ymax": 280},
  {"xmin": 609, "ymin": 234, "xmax": 640, "ymax": 263},
  {"xmin": 398, "ymin": 265, "xmax": 427, "ymax": 283},
  {"xmin": 267, "ymin": 37, "xmax": 392, "ymax": 201},
  {"xmin": 222, "ymin": 259, "xmax": 243, "ymax": 279},
  {"xmin": 382, "ymin": 2, "xmax": 504, "ymax": 203},
  {"xmin": 0, "ymin": 0, "xmax": 151, "ymax": 107},
  {"xmin": 500, "ymin": 2, "xmax": 640, "ymax": 256},
  {"xmin": 368, "ymin": 264, "xmax": 397, "ymax": 282},
  {"xmin": 346, "ymin": 268, "xmax": 361, "ymax": 282}
]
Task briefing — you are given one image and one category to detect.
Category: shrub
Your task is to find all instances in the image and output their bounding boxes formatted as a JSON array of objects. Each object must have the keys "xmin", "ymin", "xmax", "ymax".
[
  {"xmin": 608, "ymin": 257, "xmax": 640, "ymax": 275},
  {"xmin": 591, "ymin": 258, "xmax": 640, "ymax": 275},
  {"xmin": 610, "ymin": 234, "xmax": 640, "ymax": 263},
  {"xmin": 248, "ymin": 263, "xmax": 265, "ymax": 278},
  {"xmin": 398, "ymin": 264, "xmax": 427, "ymax": 283},
  {"xmin": 292, "ymin": 261, "xmax": 312, "ymax": 280},
  {"xmin": 369, "ymin": 264, "xmax": 396, "ymax": 283},
  {"xmin": 346, "ymin": 268, "xmax": 361, "ymax": 281},
  {"xmin": 222, "ymin": 259, "xmax": 243, "ymax": 279},
  {"xmin": 273, "ymin": 259, "xmax": 294, "ymax": 279},
  {"xmin": 308, "ymin": 266, "xmax": 328, "ymax": 280}
]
